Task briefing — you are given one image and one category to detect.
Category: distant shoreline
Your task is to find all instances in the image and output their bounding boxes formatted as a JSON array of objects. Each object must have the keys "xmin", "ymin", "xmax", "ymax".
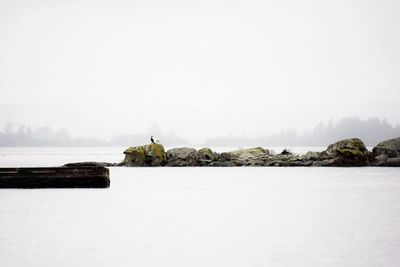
[{"xmin": 1, "ymin": 117, "xmax": 400, "ymax": 148}]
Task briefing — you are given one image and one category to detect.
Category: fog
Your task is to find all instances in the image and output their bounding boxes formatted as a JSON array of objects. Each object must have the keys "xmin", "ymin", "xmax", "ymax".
[
  {"xmin": 1, "ymin": 0, "xmax": 399, "ymax": 143},
  {"xmin": 1, "ymin": 117, "xmax": 399, "ymax": 147}
]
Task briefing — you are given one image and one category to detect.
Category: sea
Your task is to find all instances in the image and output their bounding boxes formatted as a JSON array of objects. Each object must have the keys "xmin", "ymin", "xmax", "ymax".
[{"xmin": 0, "ymin": 147, "xmax": 399, "ymax": 267}]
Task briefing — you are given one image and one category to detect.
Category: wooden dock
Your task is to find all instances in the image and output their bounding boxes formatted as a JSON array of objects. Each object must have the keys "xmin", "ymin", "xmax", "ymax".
[{"xmin": 0, "ymin": 166, "xmax": 110, "ymax": 188}]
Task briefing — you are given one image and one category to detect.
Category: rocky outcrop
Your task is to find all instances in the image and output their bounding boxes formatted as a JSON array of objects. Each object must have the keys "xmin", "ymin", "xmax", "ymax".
[
  {"xmin": 303, "ymin": 151, "xmax": 321, "ymax": 161},
  {"xmin": 166, "ymin": 147, "xmax": 199, "ymax": 166},
  {"xmin": 317, "ymin": 138, "xmax": 371, "ymax": 166},
  {"xmin": 226, "ymin": 147, "xmax": 269, "ymax": 166},
  {"xmin": 198, "ymin": 148, "xmax": 214, "ymax": 160},
  {"xmin": 372, "ymin": 137, "xmax": 400, "ymax": 166},
  {"xmin": 211, "ymin": 140, "xmax": 370, "ymax": 167},
  {"xmin": 228, "ymin": 147, "xmax": 268, "ymax": 159},
  {"xmin": 265, "ymin": 154, "xmax": 313, "ymax": 167},
  {"xmin": 123, "ymin": 143, "xmax": 166, "ymax": 166},
  {"xmin": 117, "ymin": 137, "xmax": 400, "ymax": 167},
  {"xmin": 198, "ymin": 148, "xmax": 216, "ymax": 166}
]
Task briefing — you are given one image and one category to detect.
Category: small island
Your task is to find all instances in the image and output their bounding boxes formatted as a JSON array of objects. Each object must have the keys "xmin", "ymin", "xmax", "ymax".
[{"xmin": 119, "ymin": 137, "xmax": 400, "ymax": 167}]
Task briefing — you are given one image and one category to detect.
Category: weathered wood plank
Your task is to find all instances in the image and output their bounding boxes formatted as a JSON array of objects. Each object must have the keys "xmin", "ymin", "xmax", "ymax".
[{"xmin": 0, "ymin": 167, "xmax": 110, "ymax": 188}]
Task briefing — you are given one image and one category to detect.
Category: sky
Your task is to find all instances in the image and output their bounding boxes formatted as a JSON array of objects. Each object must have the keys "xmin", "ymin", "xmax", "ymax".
[{"xmin": 1, "ymin": 0, "xmax": 399, "ymax": 142}]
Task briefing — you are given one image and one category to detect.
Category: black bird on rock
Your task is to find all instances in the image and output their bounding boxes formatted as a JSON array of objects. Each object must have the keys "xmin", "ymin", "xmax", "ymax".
[{"xmin": 150, "ymin": 136, "xmax": 155, "ymax": 144}]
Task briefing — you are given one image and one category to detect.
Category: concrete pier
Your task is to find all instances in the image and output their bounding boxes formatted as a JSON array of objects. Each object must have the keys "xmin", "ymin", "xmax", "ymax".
[{"xmin": 0, "ymin": 166, "xmax": 110, "ymax": 188}]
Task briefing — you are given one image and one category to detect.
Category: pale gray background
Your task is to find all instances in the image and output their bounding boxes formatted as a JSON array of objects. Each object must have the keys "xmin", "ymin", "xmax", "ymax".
[{"xmin": 1, "ymin": 0, "xmax": 399, "ymax": 143}]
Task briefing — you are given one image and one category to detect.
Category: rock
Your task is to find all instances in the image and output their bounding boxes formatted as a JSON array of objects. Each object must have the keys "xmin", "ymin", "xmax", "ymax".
[
  {"xmin": 198, "ymin": 159, "xmax": 213, "ymax": 166},
  {"xmin": 208, "ymin": 161, "xmax": 236, "ymax": 167},
  {"xmin": 373, "ymin": 137, "xmax": 400, "ymax": 158},
  {"xmin": 206, "ymin": 152, "xmax": 234, "ymax": 166},
  {"xmin": 198, "ymin": 148, "xmax": 217, "ymax": 166},
  {"xmin": 264, "ymin": 153, "xmax": 311, "ymax": 167},
  {"xmin": 198, "ymin": 147, "xmax": 215, "ymax": 160},
  {"xmin": 302, "ymin": 151, "xmax": 321, "ymax": 161},
  {"xmin": 145, "ymin": 143, "xmax": 167, "ymax": 166},
  {"xmin": 326, "ymin": 138, "xmax": 367, "ymax": 155},
  {"xmin": 228, "ymin": 147, "xmax": 268, "ymax": 159},
  {"xmin": 311, "ymin": 159, "xmax": 336, "ymax": 167},
  {"xmin": 218, "ymin": 152, "xmax": 232, "ymax": 161},
  {"xmin": 123, "ymin": 143, "xmax": 166, "ymax": 166},
  {"xmin": 166, "ymin": 147, "xmax": 199, "ymax": 166},
  {"xmin": 372, "ymin": 137, "xmax": 400, "ymax": 166},
  {"xmin": 374, "ymin": 154, "xmax": 388, "ymax": 165},
  {"xmin": 123, "ymin": 146, "xmax": 146, "ymax": 166},
  {"xmin": 376, "ymin": 157, "xmax": 400, "ymax": 167},
  {"xmin": 322, "ymin": 138, "xmax": 370, "ymax": 166},
  {"xmin": 226, "ymin": 147, "xmax": 269, "ymax": 166}
]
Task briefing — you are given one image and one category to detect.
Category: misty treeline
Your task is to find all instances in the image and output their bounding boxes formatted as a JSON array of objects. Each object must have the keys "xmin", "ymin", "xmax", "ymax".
[
  {"xmin": 204, "ymin": 117, "xmax": 400, "ymax": 147},
  {"xmin": 1, "ymin": 117, "xmax": 399, "ymax": 147},
  {"xmin": 0, "ymin": 122, "xmax": 187, "ymax": 147}
]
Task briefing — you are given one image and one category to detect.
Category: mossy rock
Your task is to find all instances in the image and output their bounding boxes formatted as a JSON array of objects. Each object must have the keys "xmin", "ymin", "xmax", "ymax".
[
  {"xmin": 144, "ymin": 143, "xmax": 166, "ymax": 165},
  {"xmin": 198, "ymin": 147, "xmax": 214, "ymax": 160},
  {"xmin": 228, "ymin": 147, "xmax": 268, "ymax": 159},
  {"xmin": 123, "ymin": 146, "xmax": 147, "ymax": 166},
  {"xmin": 372, "ymin": 137, "xmax": 400, "ymax": 158},
  {"xmin": 327, "ymin": 138, "xmax": 367, "ymax": 154},
  {"xmin": 336, "ymin": 148, "xmax": 365, "ymax": 157},
  {"xmin": 325, "ymin": 138, "xmax": 370, "ymax": 166},
  {"xmin": 303, "ymin": 151, "xmax": 321, "ymax": 161},
  {"xmin": 166, "ymin": 147, "xmax": 199, "ymax": 166},
  {"xmin": 123, "ymin": 143, "xmax": 166, "ymax": 166}
]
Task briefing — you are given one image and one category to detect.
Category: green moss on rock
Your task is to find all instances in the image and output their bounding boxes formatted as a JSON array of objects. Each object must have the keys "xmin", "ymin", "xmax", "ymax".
[
  {"xmin": 198, "ymin": 147, "xmax": 214, "ymax": 160},
  {"xmin": 145, "ymin": 143, "xmax": 166, "ymax": 163},
  {"xmin": 336, "ymin": 148, "xmax": 365, "ymax": 157},
  {"xmin": 228, "ymin": 147, "xmax": 267, "ymax": 159},
  {"xmin": 327, "ymin": 138, "xmax": 367, "ymax": 154},
  {"xmin": 325, "ymin": 138, "xmax": 370, "ymax": 166},
  {"xmin": 123, "ymin": 143, "xmax": 166, "ymax": 166},
  {"xmin": 372, "ymin": 137, "xmax": 400, "ymax": 158}
]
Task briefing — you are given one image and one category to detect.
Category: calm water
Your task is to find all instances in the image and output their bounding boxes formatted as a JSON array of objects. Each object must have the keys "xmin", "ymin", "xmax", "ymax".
[{"xmin": 0, "ymin": 148, "xmax": 400, "ymax": 267}]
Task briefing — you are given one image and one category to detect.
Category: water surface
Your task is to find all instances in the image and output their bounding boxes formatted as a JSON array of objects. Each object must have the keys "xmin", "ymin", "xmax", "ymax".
[{"xmin": 0, "ymin": 148, "xmax": 399, "ymax": 266}]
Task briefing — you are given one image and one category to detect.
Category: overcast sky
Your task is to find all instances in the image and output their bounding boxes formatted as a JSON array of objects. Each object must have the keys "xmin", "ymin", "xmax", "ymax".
[{"xmin": 1, "ymin": 0, "xmax": 399, "ymax": 142}]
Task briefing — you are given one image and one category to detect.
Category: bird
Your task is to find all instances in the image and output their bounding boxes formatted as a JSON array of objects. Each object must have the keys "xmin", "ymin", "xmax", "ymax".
[{"xmin": 150, "ymin": 136, "xmax": 155, "ymax": 144}]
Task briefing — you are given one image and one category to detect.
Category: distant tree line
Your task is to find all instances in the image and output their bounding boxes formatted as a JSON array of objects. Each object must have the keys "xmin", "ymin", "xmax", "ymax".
[
  {"xmin": 1, "ymin": 117, "xmax": 399, "ymax": 147},
  {"xmin": 0, "ymin": 122, "xmax": 188, "ymax": 147},
  {"xmin": 203, "ymin": 117, "xmax": 400, "ymax": 147}
]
